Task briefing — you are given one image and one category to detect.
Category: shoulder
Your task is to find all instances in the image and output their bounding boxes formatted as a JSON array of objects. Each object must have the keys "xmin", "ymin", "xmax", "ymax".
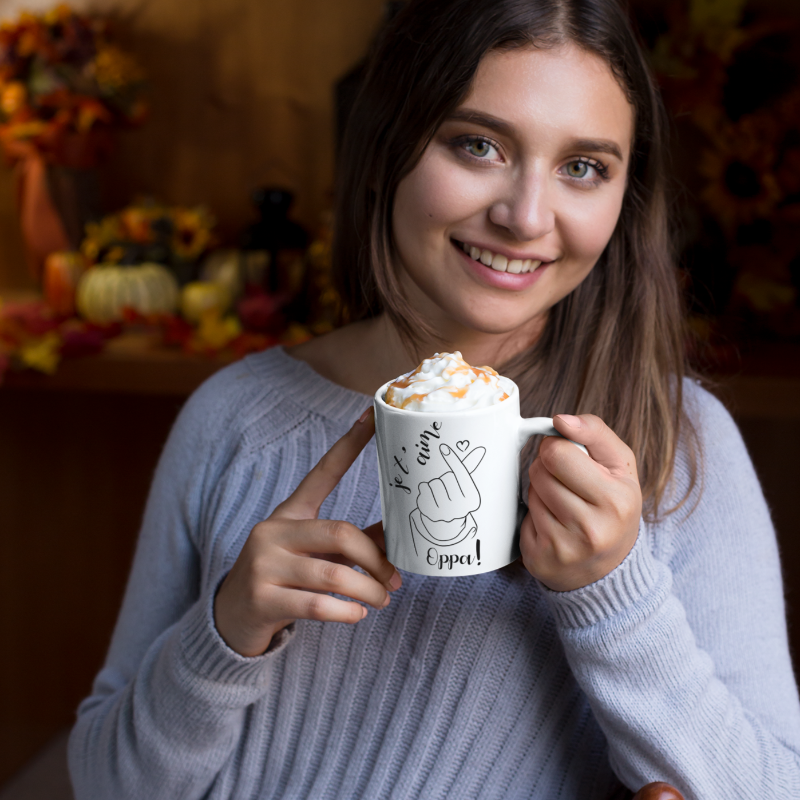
[
  {"xmin": 172, "ymin": 347, "xmax": 303, "ymax": 455},
  {"xmin": 173, "ymin": 346, "xmax": 371, "ymax": 460}
]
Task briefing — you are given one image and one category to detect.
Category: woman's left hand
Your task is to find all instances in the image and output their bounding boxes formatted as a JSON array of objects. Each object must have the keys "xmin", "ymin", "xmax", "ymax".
[{"xmin": 520, "ymin": 414, "xmax": 642, "ymax": 592}]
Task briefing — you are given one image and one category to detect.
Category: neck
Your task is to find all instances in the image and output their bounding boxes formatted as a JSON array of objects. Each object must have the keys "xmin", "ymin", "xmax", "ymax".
[
  {"xmin": 421, "ymin": 319, "xmax": 545, "ymax": 370},
  {"xmin": 288, "ymin": 312, "xmax": 544, "ymax": 397}
]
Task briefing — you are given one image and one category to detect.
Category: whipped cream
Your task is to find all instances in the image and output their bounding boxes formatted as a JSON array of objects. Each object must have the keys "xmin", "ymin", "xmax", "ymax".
[{"xmin": 385, "ymin": 351, "xmax": 512, "ymax": 412}]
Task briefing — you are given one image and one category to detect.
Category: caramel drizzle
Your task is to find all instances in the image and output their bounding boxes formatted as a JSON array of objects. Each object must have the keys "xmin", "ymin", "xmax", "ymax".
[{"xmin": 386, "ymin": 355, "xmax": 509, "ymax": 409}]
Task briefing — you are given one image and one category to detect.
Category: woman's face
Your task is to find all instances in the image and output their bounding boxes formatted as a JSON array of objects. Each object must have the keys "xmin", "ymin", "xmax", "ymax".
[{"xmin": 392, "ymin": 43, "xmax": 634, "ymax": 346}]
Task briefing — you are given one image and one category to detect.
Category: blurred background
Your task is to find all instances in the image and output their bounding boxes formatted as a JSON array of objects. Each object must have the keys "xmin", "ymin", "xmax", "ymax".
[{"xmin": 0, "ymin": 0, "xmax": 798, "ymax": 796}]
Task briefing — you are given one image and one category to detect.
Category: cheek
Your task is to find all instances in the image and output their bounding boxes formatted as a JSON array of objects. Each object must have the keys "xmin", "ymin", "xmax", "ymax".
[
  {"xmin": 559, "ymin": 188, "xmax": 625, "ymax": 265},
  {"xmin": 394, "ymin": 153, "xmax": 490, "ymax": 245}
]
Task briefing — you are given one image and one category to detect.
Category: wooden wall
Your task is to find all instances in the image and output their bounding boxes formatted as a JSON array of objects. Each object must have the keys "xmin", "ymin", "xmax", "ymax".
[
  {"xmin": 0, "ymin": 0, "xmax": 385, "ymax": 290},
  {"xmin": 0, "ymin": 0, "xmax": 384, "ymax": 784}
]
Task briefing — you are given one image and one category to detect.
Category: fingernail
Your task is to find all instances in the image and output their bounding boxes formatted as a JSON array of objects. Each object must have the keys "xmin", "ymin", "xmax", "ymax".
[
  {"xmin": 388, "ymin": 570, "xmax": 402, "ymax": 591},
  {"xmin": 361, "ymin": 605, "xmax": 368, "ymax": 619},
  {"xmin": 557, "ymin": 414, "xmax": 581, "ymax": 428},
  {"xmin": 381, "ymin": 594, "xmax": 391, "ymax": 608},
  {"xmin": 441, "ymin": 444, "xmax": 451, "ymax": 455},
  {"xmin": 358, "ymin": 407, "xmax": 373, "ymax": 424}
]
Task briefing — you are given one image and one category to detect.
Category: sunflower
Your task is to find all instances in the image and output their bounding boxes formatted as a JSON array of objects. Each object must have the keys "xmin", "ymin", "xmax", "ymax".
[
  {"xmin": 171, "ymin": 207, "xmax": 215, "ymax": 261},
  {"xmin": 699, "ymin": 113, "xmax": 783, "ymax": 232}
]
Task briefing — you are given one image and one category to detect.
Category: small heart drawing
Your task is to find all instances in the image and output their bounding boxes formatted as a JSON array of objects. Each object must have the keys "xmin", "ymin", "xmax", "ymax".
[{"xmin": 456, "ymin": 440, "xmax": 469, "ymax": 452}]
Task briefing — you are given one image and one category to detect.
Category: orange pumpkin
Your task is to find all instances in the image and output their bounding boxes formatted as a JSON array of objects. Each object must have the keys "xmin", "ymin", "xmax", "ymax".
[{"xmin": 43, "ymin": 251, "xmax": 88, "ymax": 316}]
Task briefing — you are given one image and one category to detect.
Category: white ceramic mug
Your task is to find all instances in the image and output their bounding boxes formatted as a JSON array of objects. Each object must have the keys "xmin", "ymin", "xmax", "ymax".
[{"xmin": 373, "ymin": 379, "xmax": 587, "ymax": 577}]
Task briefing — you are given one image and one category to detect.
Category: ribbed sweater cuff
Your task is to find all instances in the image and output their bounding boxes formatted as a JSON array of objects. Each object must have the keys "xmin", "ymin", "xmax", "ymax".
[
  {"xmin": 542, "ymin": 521, "xmax": 661, "ymax": 629},
  {"xmin": 178, "ymin": 579, "xmax": 296, "ymax": 690}
]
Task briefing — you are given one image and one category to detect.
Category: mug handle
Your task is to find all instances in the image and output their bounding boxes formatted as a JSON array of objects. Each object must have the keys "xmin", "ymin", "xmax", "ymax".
[{"xmin": 517, "ymin": 416, "xmax": 589, "ymax": 455}]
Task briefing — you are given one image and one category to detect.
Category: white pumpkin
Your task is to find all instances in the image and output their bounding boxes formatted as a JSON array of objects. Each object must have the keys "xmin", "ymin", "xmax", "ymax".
[{"xmin": 76, "ymin": 263, "xmax": 180, "ymax": 323}]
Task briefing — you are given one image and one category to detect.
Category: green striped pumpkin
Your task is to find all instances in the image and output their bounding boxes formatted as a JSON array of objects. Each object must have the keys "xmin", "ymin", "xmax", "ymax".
[{"xmin": 76, "ymin": 263, "xmax": 180, "ymax": 323}]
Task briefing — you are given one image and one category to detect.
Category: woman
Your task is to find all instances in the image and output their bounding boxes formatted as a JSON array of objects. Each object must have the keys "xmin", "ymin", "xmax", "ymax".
[{"xmin": 69, "ymin": 0, "xmax": 800, "ymax": 797}]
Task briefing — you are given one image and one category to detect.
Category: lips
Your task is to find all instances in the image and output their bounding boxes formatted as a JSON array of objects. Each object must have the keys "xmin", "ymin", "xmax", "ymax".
[{"xmin": 453, "ymin": 240, "xmax": 544, "ymax": 274}]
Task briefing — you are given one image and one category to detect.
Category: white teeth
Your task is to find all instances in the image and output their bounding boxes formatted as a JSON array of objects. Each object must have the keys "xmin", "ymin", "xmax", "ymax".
[{"xmin": 464, "ymin": 244, "xmax": 544, "ymax": 274}]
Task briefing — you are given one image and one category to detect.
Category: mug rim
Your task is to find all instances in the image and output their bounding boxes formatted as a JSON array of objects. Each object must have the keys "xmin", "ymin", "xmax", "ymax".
[{"xmin": 374, "ymin": 378, "xmax": 519, "ymax": 417}]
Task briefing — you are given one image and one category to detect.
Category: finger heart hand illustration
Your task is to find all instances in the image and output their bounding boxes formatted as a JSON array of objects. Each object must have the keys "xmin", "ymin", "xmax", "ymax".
[{"xmin": 416, "ymin": 444, "xmax": 485, "ymax": 522}]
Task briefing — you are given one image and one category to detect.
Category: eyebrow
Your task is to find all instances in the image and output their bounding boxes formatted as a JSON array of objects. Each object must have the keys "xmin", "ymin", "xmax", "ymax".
[
  {"xmin": 445, "ymin": 108, "xmax": 625, "ymax": 162},
  {"xmin": 567, "ymin": 138, "xmax": 624, "ymax": 162}
]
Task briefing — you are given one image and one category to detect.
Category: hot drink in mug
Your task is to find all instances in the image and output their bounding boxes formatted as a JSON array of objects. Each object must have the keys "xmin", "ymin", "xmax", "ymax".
[{"xmin": 374, "ymin": 353, "xmax": 587, "ymax": 577}]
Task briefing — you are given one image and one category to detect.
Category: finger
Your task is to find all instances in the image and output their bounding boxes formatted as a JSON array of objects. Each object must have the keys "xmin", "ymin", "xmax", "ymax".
[
  {"xmin": 439, "ymin": 443, "xmax": 478, "ymax": 500},
  {"xmin": 416, "ymin": 481, "xmax": 435, "ymax": 518},
  {"xmin": 462, "ymin": 446, "xmax": 486, "ymax": 474},
  {"xmin": 274, "ymin": 408, "xmax": 375, "ymax": 520},
  {"xmin": 529, "ymin": 454, "xmax": 592, "ymax": 527},
  {"xmin": 364, "ymin": 521, "xmax": 386, "ymax": 553},
  {"xmin": 267, "ymin": 585, "xmax": 368, "ymax": 625},
  {"xmin": 279, "ymin": 554, "xmax": 390, "ymax": 609},
  {"xmin": 535, "ymin": 435, "xmax": 608, "ymax": 506},
  {"xmin": 526, "ymin": 479, "xmax": 582, "ymax": 565},
  {"xmin": 417, "ymin": 479, "xmax": 449, "ymax": 521},
  {"xmin": 284, "ymin": 519, "xmax": 401, "ymax": 591},
  {"xmin": 441, "ymin": 471, "xmax": 462, "ymax": 501},
  {"xmin": 552, "ymin": 414, "xmax": 637, "ymax": 479}
]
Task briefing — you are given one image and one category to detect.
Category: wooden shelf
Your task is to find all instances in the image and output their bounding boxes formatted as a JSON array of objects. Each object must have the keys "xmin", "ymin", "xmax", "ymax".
[
  {"xmin": 3, "ymin": 331, "xmax": 234, "ymax": 396},
  {"xmin": 2, "ymin": 299, "xmax": 799, "ymax": 415}
]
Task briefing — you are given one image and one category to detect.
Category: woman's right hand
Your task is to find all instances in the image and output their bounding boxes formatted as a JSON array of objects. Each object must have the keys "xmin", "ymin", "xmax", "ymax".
[{"xmin": 213, "ymin": 408, "xmax": 401, "ymax": 657}]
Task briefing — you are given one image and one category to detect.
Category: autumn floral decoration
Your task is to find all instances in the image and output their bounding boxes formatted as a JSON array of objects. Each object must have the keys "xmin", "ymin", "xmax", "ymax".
[
  {"xmin": 0, "ymin": 295, "xmax": 113, "ymax": 384},
  {"xmin": 80, "ymin": 199, "xmax": 215, "ymax": 276},
  {"xmin": 651, "ymin": 0, "xmax": 800, "ymax": 340},
  {"xmin": 0, "ymin": 4, "xmax": 148, "ymax": 280},
  {"xmin": 0, "ymin": 4, "xmax": 146, "ymax": 162}
]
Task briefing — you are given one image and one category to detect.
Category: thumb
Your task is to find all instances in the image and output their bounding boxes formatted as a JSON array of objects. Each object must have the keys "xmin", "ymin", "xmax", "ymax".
[{"xmin": 552, "ymin": 414, "xmax": 637, "ymax": 479}]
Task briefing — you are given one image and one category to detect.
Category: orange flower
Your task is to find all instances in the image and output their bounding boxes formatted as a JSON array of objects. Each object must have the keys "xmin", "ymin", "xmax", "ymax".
[
  {"xmin": 76, "ymin": 97, "xmax": 112, "ymax": 132},
  {"xmin": 43, "ymin": 4, "xmax": 75, "ymax": 26},
  {"xmin": 119, "ymin": 207, "xmax": 155, "ymax": 243},
  {"xmin": 0, "ymin": 82, "xmax": 27, "ymax": 117},
  {"xmin": 93, "ymin": 45, "xmax": 145, "ymax": 93}
]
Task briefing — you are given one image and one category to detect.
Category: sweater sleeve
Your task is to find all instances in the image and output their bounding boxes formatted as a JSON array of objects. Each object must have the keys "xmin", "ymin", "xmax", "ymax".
[
  {"xmin": 543, "ymin": 384, "xmax": 800, "ymax": 799},
  {"xmin": 68, "ymin": 367, "xmax": 295, "ymax": 799}
]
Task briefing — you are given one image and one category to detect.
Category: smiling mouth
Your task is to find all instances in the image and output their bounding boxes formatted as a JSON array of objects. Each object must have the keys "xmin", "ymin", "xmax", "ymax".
[{"xmin": 452, "ymin": 240, "xmax": 544, "ymax": 274}]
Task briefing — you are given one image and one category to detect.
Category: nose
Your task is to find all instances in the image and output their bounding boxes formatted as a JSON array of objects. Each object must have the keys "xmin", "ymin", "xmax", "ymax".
[{"xmin": 487, "ymin": 169, "xmax": 555, "ymax": 242}]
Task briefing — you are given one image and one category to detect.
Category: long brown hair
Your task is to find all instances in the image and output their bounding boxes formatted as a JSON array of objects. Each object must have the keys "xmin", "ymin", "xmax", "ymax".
[{"xmin": 333, "ymin": 0, "xmax": 700, "ymax": 518}]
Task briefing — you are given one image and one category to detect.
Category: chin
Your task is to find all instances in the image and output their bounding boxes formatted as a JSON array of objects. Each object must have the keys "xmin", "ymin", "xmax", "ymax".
[{"xmin": 450, "ymin": 307, "xmax": 542, "ymax": 340}]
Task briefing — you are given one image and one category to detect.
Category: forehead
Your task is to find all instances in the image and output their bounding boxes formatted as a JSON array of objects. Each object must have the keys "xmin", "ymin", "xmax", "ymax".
[{"xmin": 462, "ymin": 43, "xmax": 634, "ymax": 154}]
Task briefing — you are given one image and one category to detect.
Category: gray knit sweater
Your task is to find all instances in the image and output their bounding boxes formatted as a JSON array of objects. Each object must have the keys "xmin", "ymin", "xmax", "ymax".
[{"xmin": 68, "ymin": 347, "xmax": 800, "ymax": 799}]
